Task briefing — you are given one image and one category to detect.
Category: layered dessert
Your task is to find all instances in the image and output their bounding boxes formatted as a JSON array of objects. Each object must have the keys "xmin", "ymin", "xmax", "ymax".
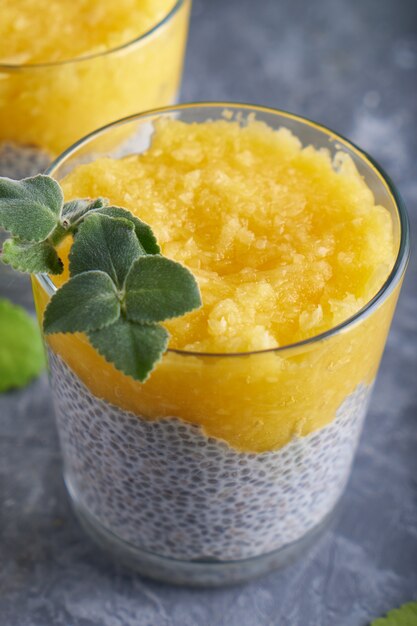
[
  {"xmin": 33, "ymin": 114, "xmax": 398, "ymax": 581},
  {"xmin": 0, "ymin": 0, "xmax": 189, "ymax": 176}
]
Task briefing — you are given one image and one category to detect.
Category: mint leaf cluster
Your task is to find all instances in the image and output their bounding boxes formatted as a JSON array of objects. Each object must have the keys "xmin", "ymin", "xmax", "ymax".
[
  {"xmin": 0, "ymin": 175, "xmax": 202, "ymax": 382},
  {"xmin": 0, "ymin": 175, "xmax": 159, "ymax": 274}
]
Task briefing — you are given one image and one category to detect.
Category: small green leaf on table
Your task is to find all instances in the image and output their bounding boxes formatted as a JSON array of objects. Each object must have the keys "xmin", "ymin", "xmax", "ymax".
[
  {"xmin": 88, "ymin": 317, "xmax": 169, "ymax": 382},
  {"xmin": 125, "ymin": 255, "xmax": 202, "ymax": 323},
  {"xmin": 0, "ymin": 298, "xmax": 46, "ymax": 392},
  {"xmin": 0, "ymin": 175, "xmax": 63, "ymax": 241},
  {"xmin": 43, "ymin": 271, "xmax": 121, "ymax": 335},
  {"xmin": 2, "ymin": 239, "xmax": 63, "ymax": 275},
  {"xmin": 371, "ymin": 602, "xmax": 417, "ymax": 625}
]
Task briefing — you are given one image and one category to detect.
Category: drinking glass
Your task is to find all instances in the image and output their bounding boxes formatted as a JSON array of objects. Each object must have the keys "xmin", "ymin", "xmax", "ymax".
[
  {"xmin": 0, "ymin": 0, "xmax": 191, "ymax": 178},
  {"xmin": 32, "ymin": 104, "xmax": 409, "ymax": 585}
]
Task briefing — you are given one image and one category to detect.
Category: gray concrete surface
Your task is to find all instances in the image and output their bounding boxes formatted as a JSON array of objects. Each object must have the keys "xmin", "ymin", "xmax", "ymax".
[{"xmin": 1, "ymin": 0, "xmax": 416, "ymax": 623}]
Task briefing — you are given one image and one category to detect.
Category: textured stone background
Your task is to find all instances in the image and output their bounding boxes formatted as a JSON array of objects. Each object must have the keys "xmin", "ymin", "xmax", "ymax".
[{"xmin": 1, "ymin": 0, "xmax": 416, "ymax": 624}]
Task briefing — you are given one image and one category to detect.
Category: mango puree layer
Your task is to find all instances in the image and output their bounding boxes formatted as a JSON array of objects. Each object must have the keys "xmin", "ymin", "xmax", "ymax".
[
  {"xmin": 0, "ymin": 0, "xmax": 189, "ymax": 154},
  {"xmin": 32, "ymin": 118, "xmax": 398, "ymax": 452}
]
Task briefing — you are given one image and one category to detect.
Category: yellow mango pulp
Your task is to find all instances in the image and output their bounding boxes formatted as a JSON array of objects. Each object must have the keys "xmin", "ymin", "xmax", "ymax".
[
  {"xmin": 32, "ymin": 118, "xmax": 398, "ymax": 452},
  {"xmin": 0, "ymin": 0, "xmax": 177, "ymax": 65},
  {"xmin": 0, "ymin": 0, "xmax": 189, "ymax": 154}
]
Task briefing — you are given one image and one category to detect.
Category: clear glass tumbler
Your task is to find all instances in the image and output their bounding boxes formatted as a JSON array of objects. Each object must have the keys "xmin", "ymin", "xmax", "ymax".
[
  {"xmin": 0, "ymin": 0, "xmax": 190, "ymax": 178},
  {"xmin": 32, "ymin": 104, "xmax": 410, "ymax": 586}
]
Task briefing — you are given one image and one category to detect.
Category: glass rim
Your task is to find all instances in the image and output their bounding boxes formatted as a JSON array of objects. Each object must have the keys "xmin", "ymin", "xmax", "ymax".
[
  {"xmin": 0, "ymin": 0, "xmax": 186, "ymax": 70},
  {"xmin": 38, "ymin": 101, "xmax": 410, "ymax": 359}
]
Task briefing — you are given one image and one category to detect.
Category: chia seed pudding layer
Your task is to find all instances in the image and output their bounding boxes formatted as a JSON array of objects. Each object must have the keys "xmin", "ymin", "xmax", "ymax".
[
  {"xmin": 49, "ymin": 350, "xmax": 371, "ymax": 561},
  {"xmin": 0, "ymin": 142, "xmax": 50, "ymax": 178}
]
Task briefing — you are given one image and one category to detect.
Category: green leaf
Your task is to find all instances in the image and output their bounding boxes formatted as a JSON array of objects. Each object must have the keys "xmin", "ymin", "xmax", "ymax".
[
  {"xmin": 0, "ymin": 298, "xmax": 46, "ymax": 392},
  {"xmin": 0, "ymin": 175, "xmax": 63, "ymax": 241},
  {"xmin": 62, "ymin": 197, "xmax": 109, "ymax": 225},
  {"xmin": 87, "ymin": 317, "xmax": 169, "ymax": 382},
  {"xmin": 371, "ymin": 602, "xmax": 417, "ymax": 625},
  {"xmin": 95, "ymin": 206, "xmax": 160, "ymax": 254},
  {"xmin": 43, "ymin": 270, "xmax": 120, "ymax": 335},
  {"xmin": 125, "ymin": 255, "xmax": 202, "ymax": 323},
  {"xmin": 1, "ymin": 238, "xmax": 63, "ymax": 275},
  {"xmin": 0, "ymin": 173, "xmax": 201, "ymax": 383},
  {"xmin": 69, "ymin": 213, "xmax": 144, "ymax": 288}
]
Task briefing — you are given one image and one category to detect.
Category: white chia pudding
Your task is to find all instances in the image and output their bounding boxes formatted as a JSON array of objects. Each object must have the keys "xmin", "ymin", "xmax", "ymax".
[
  {"xmin": 0, "ymin": 142, "xmax": 50, "ymax": 178},
  {"xmin": 48, "ymin": 350, "xmax": 371, "ymax": 562}
]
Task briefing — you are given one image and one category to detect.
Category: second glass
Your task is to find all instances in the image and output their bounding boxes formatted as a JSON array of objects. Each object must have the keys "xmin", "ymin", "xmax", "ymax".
[{"xmin": 0, "ymin": 0, "xmax": 190, "ymax": 178}]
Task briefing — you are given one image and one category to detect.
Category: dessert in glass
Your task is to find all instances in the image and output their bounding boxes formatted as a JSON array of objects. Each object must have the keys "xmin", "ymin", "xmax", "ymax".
[
  {"xmin": 0, "ymin": 0, "xmax": 190, "ymax": 178},
  {"xmin": 31, "ymin": 104, "xmax": 409, "ymax": 585}
]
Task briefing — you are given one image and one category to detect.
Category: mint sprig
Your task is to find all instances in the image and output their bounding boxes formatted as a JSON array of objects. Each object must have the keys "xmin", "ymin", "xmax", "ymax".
[
  {"xmin": 0, "ymin": 176, "xmax": 159, "ymax": 275},
  {"xmin": 0, "ymin": 174, "xmax": 202, "ymax": 382}
]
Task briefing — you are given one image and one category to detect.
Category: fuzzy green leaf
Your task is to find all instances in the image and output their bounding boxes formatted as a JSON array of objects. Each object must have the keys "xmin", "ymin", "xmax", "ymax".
[
  {"xmin": 95, "ymin": 206, "xmax": 160, "ymax": 254},
  {"xmin": 371, "ymin": 602, "xmax": 417, "ymax": 625},
  {"xmin": 0, "ymin": 172, "xmax": 202, "ymax": 384},
  {"xmin": 87, "ymin": 317, "xmax": 169, "ymax": 382},
  {"xmin": 0, "ymin": 298, "xmax": 46, "ymax": 392},
  {"xmin": 125, "ymin": 255, "xmax": 202, "ymax": 323},
  {"xmin": 0, "ymin": 175, "xmax": 63, "ymax": 241},
  {"xmin": 62, "ymin": 197, "xmax": 109, "ymax": 225},
  {"xmin": 43, "ymin": 270, "xmax": 120, "ymax": 335},
  {"xmin": 69, "ymin": 213, "xmax": 144, "ymax": 288},
  {"xmin": 2, "ymin": 238, "xmax": 63, "ymax": 275}
]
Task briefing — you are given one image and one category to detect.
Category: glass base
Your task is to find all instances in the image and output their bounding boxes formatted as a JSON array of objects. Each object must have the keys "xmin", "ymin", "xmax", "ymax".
[{"xmin": 68, "ymin": 480, "xmax": 340, "ymax": 587}]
